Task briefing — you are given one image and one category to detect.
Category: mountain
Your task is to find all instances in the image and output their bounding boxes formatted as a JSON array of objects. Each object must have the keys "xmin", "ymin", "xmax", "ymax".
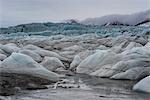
[
  {"xmin": 81, "ymin": 10, "xmax": 150, "ymax": 26},
  {"xmin": 62, "ymin": 19, "xmax": 79, "ymax": 24},
  {"xmin": 0, "ymin": 10, "xmax": 149, "ymax": 34}
]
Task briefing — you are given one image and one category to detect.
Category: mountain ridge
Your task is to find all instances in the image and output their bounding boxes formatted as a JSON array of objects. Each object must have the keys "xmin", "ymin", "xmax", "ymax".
[{"xmin": 81, "ymin": 10, "xmax": 150, "ymax": 26}]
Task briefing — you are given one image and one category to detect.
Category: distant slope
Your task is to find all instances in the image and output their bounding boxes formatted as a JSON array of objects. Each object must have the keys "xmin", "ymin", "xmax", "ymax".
[{"xmin": 81, "ymin": 10, "xmax": 150, "ymax": 26}]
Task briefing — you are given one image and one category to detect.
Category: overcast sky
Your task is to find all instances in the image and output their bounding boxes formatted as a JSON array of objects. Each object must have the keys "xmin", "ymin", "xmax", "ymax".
[{"xmin": 0, "ymin": 0, "xmax": 150, "ymax": 27}]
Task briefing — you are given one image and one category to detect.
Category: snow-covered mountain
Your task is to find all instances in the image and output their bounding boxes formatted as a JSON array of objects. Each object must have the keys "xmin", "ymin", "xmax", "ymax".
[
  {"xmin": 81, "ymin": 10, "xmax": 150, "ymax": 26},
  {"xmin": 62, "ymin": 19, "xmax": 79, "ymax": 24},
  {"xmin": 139, "ymin": 22, "xmax": 150, "ymax": 27}
]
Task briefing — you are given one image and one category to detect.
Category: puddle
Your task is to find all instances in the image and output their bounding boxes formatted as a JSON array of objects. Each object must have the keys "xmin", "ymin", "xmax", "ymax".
[{"xmin": 52, "ymin": 78, "xmax": 92, "ymax": 90}]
